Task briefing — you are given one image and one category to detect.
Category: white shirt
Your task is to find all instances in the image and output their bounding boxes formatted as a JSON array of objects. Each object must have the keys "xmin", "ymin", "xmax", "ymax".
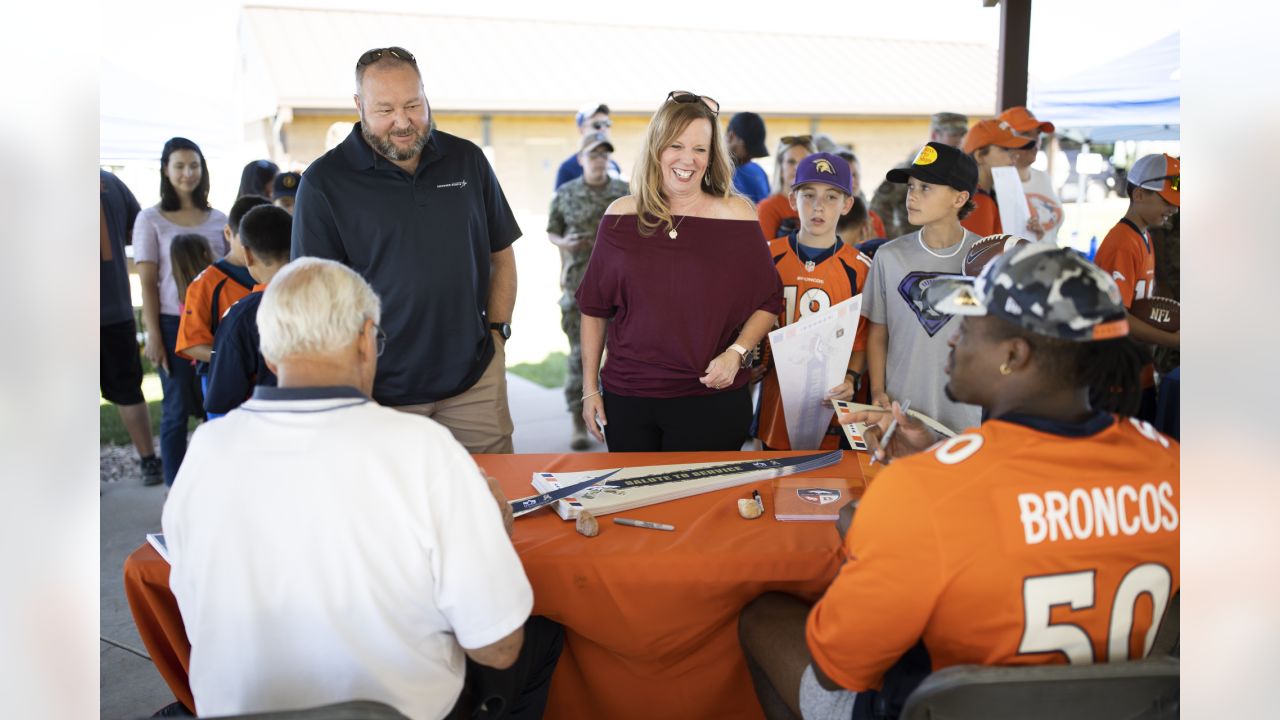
[
  {"xmin": 1021, "ymin": 168, "xmax": 1065, "ymax": 245},
  {"xmin": 163, "ymin": 386, "xmax": 533, "ymax": 720}
]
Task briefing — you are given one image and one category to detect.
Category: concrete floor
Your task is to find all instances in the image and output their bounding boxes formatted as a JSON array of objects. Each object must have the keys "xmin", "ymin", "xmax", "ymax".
[{"xmin": 99, "ymin": 373, "xmax": 598, "ymax": 719}]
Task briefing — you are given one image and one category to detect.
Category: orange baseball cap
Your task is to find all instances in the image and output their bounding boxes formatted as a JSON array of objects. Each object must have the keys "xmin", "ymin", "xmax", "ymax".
[
  {"xmin": 1129, "ymin": 154, "xmax": 1180, "ymax": 207},
  {"xmin": 998, "ymin": 106, "xmax": 1055, "ymax": 134},
  {"xmin": 961, "ymin": 119, "xmax": 1027, "ymax": 154}
]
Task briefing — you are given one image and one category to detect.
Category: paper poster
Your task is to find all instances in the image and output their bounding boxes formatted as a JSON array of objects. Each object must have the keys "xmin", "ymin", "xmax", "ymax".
[
  {"xmin": 768, "ymin": 296, "xmax": 861, "ymax": 450},
  {"xmin": 992, "ymin": 166, "xmax": 1032, "ymax": 240}
]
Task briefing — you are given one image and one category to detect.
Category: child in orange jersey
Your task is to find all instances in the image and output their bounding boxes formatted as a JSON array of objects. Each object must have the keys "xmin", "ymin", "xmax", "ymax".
[
  {"xmin": 174, "ymin": 194, "xmax": 271, "ymax": 365},
  {"xmin": 756, "ymin": 152, "xmax": 872, "ymax": 450},
  {"xmin": 741, "ymin": 246, "xmax": 1177, "ymax": 719},
  {"xmin": 1093, "ymin": 153, "xmax": 1180, "ymax": 420}
]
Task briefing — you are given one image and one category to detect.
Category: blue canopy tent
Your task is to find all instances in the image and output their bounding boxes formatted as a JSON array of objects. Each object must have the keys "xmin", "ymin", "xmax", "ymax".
[{"xmin": 1028, "ymin": 33, "xmax": 1180, "ymax": 143}]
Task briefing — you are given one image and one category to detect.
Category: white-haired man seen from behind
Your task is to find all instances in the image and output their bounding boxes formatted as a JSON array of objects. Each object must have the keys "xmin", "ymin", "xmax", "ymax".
[{"xmin": 162, "ymin": 257, "xmax": 562, "ymax": 719}]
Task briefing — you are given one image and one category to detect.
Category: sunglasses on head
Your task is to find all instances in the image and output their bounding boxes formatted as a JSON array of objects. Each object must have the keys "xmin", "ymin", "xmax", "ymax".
[
  {"xmin": 665, "ymin": 91, "xmax": 719, "ymax": 116},
  {"xmin": 358, "ymin": 46, "xmax": 417, "ymax": 66}
]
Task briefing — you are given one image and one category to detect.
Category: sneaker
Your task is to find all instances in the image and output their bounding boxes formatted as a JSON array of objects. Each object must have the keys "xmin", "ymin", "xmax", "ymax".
[{"xmin": 141, "ymin": 455, "xmax": 163, "ymax": 486}]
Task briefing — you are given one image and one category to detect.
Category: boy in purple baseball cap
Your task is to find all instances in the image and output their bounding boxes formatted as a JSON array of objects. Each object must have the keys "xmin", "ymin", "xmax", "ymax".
[{"xmin": 755, "ymin": 152, "xmax": 874, "ymax": 450}]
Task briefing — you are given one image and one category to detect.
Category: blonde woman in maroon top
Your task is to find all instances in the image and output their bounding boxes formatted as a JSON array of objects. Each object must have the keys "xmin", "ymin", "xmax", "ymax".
[{"xmin": 576, "ymin": 92, "xmax": 784, "ymax": 452}]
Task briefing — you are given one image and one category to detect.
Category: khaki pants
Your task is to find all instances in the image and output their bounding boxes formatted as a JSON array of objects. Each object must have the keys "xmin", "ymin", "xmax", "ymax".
[{"xmin": 394, "ymin": 339, "xmax": 515, "ymax": 454}]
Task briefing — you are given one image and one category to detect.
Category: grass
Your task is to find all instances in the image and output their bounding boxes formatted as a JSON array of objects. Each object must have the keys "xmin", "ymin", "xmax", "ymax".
[
  {"xmin": 100, "ymin": 369, "xmax": 198, "ymax": 446},
  {"xmin": 507, "ymin": 351, "xmax": 568, "ymax": 389}
]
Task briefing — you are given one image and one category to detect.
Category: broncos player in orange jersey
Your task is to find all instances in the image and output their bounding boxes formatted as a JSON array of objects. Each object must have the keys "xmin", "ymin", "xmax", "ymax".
[{"xmin": 739, "ymin": 244, "xmax": 1177, "ymax": 720}]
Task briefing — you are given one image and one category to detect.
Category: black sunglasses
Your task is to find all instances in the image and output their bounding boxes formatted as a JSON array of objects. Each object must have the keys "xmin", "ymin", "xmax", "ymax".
[
  {"xmin": 1017, "ymin": 138, "xmax": 1040, "ymax": 151},
  {"xmin": 666, "ymin": 91, "xmax": 719, "ymax": 116},
  {"xmin": 358, "ymin": 46, "xmax": 417, "ymax": 66}
]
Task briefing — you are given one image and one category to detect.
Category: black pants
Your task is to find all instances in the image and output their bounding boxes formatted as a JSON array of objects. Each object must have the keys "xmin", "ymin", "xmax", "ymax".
[
  {"xmin": 449, "ymin": 616, "xmax": 564, "ymax": 719},
  {"xmin": 602, "ymin": 385, "xmax": 752, "ymax": 452}
]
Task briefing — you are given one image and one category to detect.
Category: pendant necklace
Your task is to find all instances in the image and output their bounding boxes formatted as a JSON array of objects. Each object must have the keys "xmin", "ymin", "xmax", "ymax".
[
  {"xmin": 918, "ymin": 227, "xmax": 964, "ymax": 258},
  {"xmin": 668, "ymin": 214, "xmax": 689, "ymax": 239}
]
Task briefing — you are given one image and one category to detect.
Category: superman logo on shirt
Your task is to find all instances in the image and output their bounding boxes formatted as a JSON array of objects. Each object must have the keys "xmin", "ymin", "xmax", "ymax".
[{"xmin": 898, "ymin": 271, "xmax": 959, "ymax": 337}]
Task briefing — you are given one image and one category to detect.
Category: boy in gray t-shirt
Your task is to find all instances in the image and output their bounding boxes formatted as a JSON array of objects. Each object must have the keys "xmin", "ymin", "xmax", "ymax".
[{"xmin": 862, "ymin": 142, "xmax": 984, "ymax": 433}]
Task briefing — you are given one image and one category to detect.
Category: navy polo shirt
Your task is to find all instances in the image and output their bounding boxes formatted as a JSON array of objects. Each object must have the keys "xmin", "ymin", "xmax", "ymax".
[
  {"xmin": 205, "ymin": 292, "xmax": 275, "ymax": 415},
  {"xmin": 292, "ymin": 125, "xmax": 522, "ymax": 406}
]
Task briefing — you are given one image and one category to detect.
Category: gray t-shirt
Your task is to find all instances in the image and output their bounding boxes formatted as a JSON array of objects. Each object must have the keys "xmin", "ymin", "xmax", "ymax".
[{"xmin": 862, "ymin": 229, "xmax": 983, "ymax": 434}]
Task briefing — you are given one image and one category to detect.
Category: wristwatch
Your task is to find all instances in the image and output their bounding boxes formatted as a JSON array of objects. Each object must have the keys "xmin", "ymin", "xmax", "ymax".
[{"xmin": 490, "ymin": 322, "xmax": 512, "ymax": 340}]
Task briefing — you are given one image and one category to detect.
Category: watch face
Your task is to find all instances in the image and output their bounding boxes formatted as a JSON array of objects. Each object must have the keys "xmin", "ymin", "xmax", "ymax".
[{"xmin": 493, "ymin": 323, "xmax": 511, "ymax": 339}]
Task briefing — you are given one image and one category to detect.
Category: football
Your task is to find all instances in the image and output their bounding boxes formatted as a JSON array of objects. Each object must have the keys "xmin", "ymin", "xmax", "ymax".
[
  {"xmin": 1130, "ymin": 296, "xmax": 1180, "ymax": 333},
  {"xmin": 963, "ymin": 234, "xmax": 1031, "ymax": 277}
]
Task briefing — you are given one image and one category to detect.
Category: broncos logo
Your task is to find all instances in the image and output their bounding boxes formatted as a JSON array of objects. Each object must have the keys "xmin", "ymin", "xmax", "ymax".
[{"xmin": 813, "ymin": 158, "xmax": 835, "ymax": 174}]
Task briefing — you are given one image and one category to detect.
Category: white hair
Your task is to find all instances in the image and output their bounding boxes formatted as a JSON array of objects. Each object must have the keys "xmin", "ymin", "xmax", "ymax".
[{"xmin": 258, "ymin": 258, "xmax": 382, "ymax": 364}]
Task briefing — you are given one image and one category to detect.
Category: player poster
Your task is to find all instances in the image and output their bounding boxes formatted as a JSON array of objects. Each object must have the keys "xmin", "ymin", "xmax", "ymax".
[{"xmin": 768, "ymin": 296, "xmax": 861, "ymax": 450}]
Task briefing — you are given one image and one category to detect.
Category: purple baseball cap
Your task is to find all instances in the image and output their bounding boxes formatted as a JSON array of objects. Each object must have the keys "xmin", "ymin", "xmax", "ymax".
[{"xmin": 791, "ymin": 152, "xmax": 853, "ymax": 195}]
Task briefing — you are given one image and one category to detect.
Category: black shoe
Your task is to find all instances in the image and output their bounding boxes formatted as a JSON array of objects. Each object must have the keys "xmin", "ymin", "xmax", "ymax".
[{"xmin": 141, "ymin": 455, "xmax": 163, "ymax": 486}]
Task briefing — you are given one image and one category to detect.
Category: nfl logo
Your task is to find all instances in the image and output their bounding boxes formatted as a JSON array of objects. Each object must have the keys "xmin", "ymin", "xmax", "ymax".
[{"xmin": 798, "ymin": 488, "xmax": 841, "ymax": 505}]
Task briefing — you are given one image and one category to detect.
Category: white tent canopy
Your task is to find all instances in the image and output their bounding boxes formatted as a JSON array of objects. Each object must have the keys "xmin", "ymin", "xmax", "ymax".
[{"xmin": 1028, "ymin": 33, "xmax": 1179, "ymax": 143}]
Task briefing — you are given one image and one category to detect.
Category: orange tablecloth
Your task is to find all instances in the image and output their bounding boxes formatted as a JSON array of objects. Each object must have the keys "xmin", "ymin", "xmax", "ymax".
[{"xmin": 123, "ymin": 450, "xmax": 873, "ymax": 718}]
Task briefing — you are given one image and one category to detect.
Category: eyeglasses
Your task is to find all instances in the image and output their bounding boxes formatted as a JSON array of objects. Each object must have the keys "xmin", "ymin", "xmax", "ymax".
[
  {"xmin": 591, "ymin": 119, "xmax": 612, "ymax": 130},
  {"xmin": 1017, "ymin": 138, "xmax": 1040, "ymax": 151},
  {"xmin": 665, "ymin": 91, "xmax": 719, "ymax": 117},
  {"xmin": 358, "ymin": 46, "xmax": 417, "ymax": 67},
  {"xmin": 780, "ymin": 135, "xmax": 814, "ymax": 147},
  {"xmin": 373, "ymin": 323, "xmax": 387, "ymax": 357}
]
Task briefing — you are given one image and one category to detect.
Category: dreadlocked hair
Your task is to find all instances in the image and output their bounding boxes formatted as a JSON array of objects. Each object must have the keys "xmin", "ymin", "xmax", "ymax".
[{"xmin": 992, "ymin": 322, "xmax": 1151, "ymax": 416}]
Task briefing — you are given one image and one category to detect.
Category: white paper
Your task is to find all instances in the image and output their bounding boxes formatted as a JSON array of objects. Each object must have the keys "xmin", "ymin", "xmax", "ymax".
[
  {"xmin": 992, "ymin": 166, "xmax": 1032, "ymax": 240},
  {"xmin": 767, "ymin": 296, "xmax": 861, "ymax": 449}
]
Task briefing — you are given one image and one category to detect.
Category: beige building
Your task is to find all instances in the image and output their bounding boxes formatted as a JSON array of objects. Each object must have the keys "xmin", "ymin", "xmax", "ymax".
[{"xmin": 241, "ymin": 5, "xmax": 997, "ymax": 219}]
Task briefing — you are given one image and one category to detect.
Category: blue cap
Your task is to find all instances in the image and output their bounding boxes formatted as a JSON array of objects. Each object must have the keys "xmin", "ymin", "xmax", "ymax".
[{"xmin": 791, "ymin": 152, "xmax": 852, "ymax": 195}]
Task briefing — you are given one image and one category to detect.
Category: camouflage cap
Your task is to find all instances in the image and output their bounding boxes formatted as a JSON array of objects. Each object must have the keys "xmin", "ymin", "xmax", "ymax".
[{"xmin": 924, "ymin": 244, "xmax": 1130, "ymax": 342}]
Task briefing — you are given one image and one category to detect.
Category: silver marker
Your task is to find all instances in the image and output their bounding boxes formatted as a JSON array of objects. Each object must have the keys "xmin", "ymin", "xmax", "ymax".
[{"xmin": 613, "ymin": 518, "xmax": 675, "ymax": 532}]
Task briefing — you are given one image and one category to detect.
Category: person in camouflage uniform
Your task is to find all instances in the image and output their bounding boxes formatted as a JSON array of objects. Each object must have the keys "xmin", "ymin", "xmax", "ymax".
[
  {"xmin": 870, "ymin": 112, "xmax": 970, "ymax": 239},
  {"xmin": 547, "ymin": 131, "xmax": 630, "ymax": 449}
]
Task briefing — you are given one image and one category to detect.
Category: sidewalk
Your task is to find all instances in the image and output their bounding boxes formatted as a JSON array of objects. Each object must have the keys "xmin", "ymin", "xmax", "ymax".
[{"xmin": 99, "ymin": 374, "xmax": 597, "ymax": 719}]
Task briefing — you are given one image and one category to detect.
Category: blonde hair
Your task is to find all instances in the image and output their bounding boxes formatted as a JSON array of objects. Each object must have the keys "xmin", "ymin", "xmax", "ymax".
[
  {"xmin": 258, "ymin": 257, "xmax": 382, "ymax": 364},
  {"xmin": 630, "ymin": 99, "xmax": 735, "ymax": 237},
  {"xmin": 771, "ymin": 137, "xmax": 817, "ymax": 194},
  {"xmin": 169, "ymin": 233, "xmax": 214, "ymax": 304}
]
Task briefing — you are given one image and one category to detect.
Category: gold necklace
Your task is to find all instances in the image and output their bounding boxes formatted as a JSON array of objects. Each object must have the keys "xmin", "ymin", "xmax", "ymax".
[{"xmin": 668, "ymin": 215, "xmax": 689, "ymax": 239}]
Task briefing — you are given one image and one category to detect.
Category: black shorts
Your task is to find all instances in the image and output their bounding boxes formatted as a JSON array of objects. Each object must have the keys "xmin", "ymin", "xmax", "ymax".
[{"xmin": 101, "ymin": 318, "xmax": 145, "ymax": 405}]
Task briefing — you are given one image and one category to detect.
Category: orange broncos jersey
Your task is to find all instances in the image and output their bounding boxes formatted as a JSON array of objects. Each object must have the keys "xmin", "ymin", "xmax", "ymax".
[
  {"xmin": 176, "ymin": 260, "xmax": 257, "ymax": 360},
  {"xmin": 807, "ymin": 413, "xmax": 1179, "ymax": 691},
  {"xmin": 1093, "ymin": 219, "xmax": 1158, "ymax": 387},
  {"xmin": 1093, "ymin": 219, "xmax": 1156, "ymax": 308},
  {"xmin": 758, "ymin": 235, "xmax": 871, "ymax": 450}
]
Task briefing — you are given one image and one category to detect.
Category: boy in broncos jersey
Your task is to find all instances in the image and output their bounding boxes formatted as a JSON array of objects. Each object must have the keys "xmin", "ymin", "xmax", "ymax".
[
  {"xmin": 739, "ymin": 245, "xmax": 1178, "ymax": 720},
  {"xmin": 1093, "ymin": 153, "xmax": 1181, "ymax": 420},
  {"xmin": 756, "ymin": 152, "xmax": 872, "ymax": 450}
]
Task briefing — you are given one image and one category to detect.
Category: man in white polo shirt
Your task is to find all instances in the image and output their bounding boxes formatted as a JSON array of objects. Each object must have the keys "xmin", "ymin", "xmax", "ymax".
[{"xmin": 163, "ymin": 257, "xmax": 561, "ymax": 719}]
